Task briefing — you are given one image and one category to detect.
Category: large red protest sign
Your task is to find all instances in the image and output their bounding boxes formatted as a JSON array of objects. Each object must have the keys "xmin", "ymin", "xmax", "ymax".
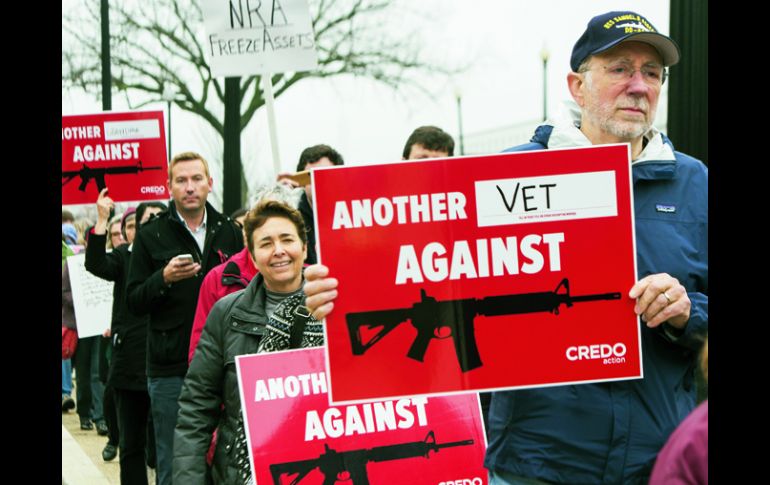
[
  {"xmin": 62, "ymin": 111, "xmax": 168, "ymax": 205},
  {"xmin": 236, "ymin": 348, "xmax": 487, "ymax": 485},
  {"xmin": 312, "ymin": 144, "xmax": 640, "ymax": 403}
]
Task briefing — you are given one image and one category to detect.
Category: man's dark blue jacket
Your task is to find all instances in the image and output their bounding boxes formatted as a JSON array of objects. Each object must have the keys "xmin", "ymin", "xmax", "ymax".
[{"xmin": 484, "ymin": 120, "xmax": 708, "ymax": 484}]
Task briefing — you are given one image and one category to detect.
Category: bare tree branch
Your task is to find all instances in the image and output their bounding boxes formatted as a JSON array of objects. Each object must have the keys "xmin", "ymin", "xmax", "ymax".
[
  {"xmin": 64, "ymin": 0, "xmax": 457, "ymax": 135},
  {"xmin": 63, "ymin": 0, "xmax": 462, "ymax": 206}
]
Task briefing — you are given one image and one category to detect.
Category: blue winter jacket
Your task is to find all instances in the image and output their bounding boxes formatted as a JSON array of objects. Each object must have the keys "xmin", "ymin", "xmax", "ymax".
[{"xmin": 484, "ymin": 125, "xmax": 708, "ymax": 484}]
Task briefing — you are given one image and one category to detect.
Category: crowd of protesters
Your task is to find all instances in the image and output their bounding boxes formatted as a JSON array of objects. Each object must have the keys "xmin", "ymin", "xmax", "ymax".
[
  {"xmin": 61, "ymin": 126, "xmax": 457, "ymax": 484},
  {"xmin": 62, "ymin": 9, "xmax": 707, "ymax": 485}
]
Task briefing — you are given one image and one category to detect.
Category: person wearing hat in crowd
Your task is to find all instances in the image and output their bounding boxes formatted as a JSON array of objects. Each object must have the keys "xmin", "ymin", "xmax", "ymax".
[
  {"xmin": 302, "ymin": 10, "xmax": 708, "ymax": 484},
  {"xmin": 62, "ymin": 222, "xmax": 79, "ymax": 247},
  {"xmin": 85, "ymin": 189, "xmax": 153, "ymax": 483},
  {"xmin": 476, "ymin": 11, "xmax": 708, "ymax": 484}
]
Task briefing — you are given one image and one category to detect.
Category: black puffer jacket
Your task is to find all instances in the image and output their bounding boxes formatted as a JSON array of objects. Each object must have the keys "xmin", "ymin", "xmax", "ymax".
[
  {"xmin": 85, "ymin": 234, "xmax": 148, "ymax": 391},
  {"xmin": 126, "ymin": 201, "xmax": 243, "ymax": 377},
  {"xmin": 173, "ymin": 273, "xmax": 269, "ymax": 485}
]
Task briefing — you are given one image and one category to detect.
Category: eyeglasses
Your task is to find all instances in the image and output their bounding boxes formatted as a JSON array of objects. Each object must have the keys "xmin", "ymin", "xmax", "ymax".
[{"xmin": 586, "ymin": 62, "xmax": 668, "ymax": 86}]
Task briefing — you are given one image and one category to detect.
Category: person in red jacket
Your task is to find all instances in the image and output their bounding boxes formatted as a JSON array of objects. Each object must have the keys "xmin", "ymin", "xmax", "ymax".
[
  {"xmin": 188, "ymin": 245, "xmax": 258, "ymax": 364},
  {"xmin": 649, "ymin": 339, "xmax": 708, "ymax": 485}
]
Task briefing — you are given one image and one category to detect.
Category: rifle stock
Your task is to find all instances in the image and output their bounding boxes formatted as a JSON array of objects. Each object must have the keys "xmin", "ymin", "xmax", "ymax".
[
  {"xmin": 270, "ymin": 457, "xmax": 318, "ymax": 485},
  {"xmin": 346, "ymin": 309, "xmax": 411, "ymax": 355}
]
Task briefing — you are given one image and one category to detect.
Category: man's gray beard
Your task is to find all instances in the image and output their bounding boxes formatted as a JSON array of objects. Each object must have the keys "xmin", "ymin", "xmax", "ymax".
[
  {"xmin": 582, "ymin": 74, "xmax": 654, "ymax": 141},
  {"xmin": 583, "ymin": 101, "xmax": 652, "ymax": 141},
  {"xmin": 598, "ymin": 116, "xmax": 651, "ymax": 140}
]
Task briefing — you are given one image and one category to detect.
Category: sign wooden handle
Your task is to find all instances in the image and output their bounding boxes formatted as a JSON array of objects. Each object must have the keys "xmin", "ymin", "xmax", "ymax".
[{"xmin": 283, "ymin": 171, "xmax": 311, "ymax": 186}]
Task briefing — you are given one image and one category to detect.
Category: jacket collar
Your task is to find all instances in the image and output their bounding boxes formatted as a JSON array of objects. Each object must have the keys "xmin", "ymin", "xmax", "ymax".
[
  {"xmin": 166, "ymin": 200, "xmax": 232, "ymax": 242},
  {"xmin": 230, "ymin": 273, "xmax": 268, "ymax": 324},
  {"xmin": 221, "ymin": 248, "xmax": 258, "ymax": 287},
  {"xmin": 229, "ymin": 270, "xmax": 307, "ymax": 324},
  {"xmin": 168, "ymin": 200, "xmax": 222, "ymax": 225},
  {"xmin": 534, "ymin": 100, "xmax": 677, "ymax": 180}
]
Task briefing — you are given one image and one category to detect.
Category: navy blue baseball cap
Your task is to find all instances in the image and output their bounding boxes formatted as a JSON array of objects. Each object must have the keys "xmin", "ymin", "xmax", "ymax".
[{"xmin": 570, "ymin": 11, "xmax": 680, "ymax": 72}]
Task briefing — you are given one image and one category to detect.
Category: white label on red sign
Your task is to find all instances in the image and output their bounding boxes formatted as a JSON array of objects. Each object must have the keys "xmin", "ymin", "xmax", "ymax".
[
  {"xmin": 103, "ymin": 120, "xmax": 161, "ymax": 141},
  {"xmin": 474, "ymin": 170, "xmax": 617, "ymax": 227}
]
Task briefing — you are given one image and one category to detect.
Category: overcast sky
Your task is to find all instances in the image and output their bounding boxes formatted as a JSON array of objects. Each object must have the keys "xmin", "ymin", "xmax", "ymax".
[{"xmin": 62, "ymin": 0, "xmax": 671, "ymax": 209}]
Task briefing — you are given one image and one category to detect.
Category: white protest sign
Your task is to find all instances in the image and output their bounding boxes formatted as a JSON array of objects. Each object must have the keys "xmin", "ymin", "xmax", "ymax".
[
  {"xmin": 201, "ymin": 0, "xmax": 319, "ymax": 77},
  {"xmin": 67, "ymin": 253, "xmax": 113, "ymax": 338}
]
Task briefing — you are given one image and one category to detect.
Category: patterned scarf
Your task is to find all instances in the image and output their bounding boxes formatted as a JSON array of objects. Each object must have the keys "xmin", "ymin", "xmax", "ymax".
[{"xmin": 234, "ymin": 291, "xmax": 323, "ymax": 485}]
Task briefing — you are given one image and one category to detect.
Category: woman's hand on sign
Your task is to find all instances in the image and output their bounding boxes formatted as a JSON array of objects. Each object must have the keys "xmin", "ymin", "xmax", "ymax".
[{"xmin": 304, "ymin": 264, "xmax": 338, "ymax": 320}]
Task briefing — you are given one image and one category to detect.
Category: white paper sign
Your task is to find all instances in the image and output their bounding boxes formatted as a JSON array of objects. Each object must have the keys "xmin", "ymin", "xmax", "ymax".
[
  {"xmin": 103, "ymin": 119, "xmax": 161, "ymax": 141},
  {"xmin": 67, "ymin": 253, "xmax": 113, "ymax": 338},
  {"xmin": 201, "ymin": 0, "xmax": 318, "ymax": 77},
  {"xmin": 475, "ymin": 171, "xmax": 618, "ymax": 227}
]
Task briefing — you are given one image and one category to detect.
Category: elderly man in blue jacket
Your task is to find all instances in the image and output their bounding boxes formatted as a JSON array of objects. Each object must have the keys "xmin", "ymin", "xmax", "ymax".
[
  {"xmin": 479, "ymin": 11, "xmax": 708, "ymax": 484},
  {"xmin": 303, "ymin": 10, "xmax": 707, "ymax": 485}
]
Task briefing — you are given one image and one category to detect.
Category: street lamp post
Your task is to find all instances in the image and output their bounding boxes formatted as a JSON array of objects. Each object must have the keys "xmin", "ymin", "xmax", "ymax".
[
  {"xmin": 162, "ymin": 85, "xmax": 175, "ymax": 158},
  {"xmin": 455, "ymin": 88, "xmax": 465, "ymax": 156},
  {"xmin": 540, "ymin": 44, "xmax": 550, "ymax": 122}
]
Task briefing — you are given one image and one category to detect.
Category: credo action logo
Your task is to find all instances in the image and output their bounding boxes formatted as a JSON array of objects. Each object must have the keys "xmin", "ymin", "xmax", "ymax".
[
  {"xmin": 141, "ymin": 185, "xmax": 166, "ymax": 195},
  {"xmin": 566, "ymin": 343, "xmax": 627, "ymax": 365},
  {"xmin": 438, "ymin": 478, "xmax": 484, "ymax": 485}
]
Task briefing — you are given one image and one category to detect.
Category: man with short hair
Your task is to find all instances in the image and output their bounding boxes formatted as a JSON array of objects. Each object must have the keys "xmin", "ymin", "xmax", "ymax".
[
  {"xmin": 402, "ymin": 125, "xmax": 455, "ymax": 159},
  {"xmin": 303, "ymin": 11, "xmax": 708, "ymax": 485},
  {"xmin": 126, "ymin": 151, "xmax": 243, "ymax": 485},
  {"xmin": 286, "ymin": 144, "xmax": 345, "ymax": 264}
]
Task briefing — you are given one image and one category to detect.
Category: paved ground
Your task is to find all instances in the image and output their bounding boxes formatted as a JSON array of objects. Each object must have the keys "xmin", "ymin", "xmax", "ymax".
[{"xmin": 62, "ymin": 405, "xmax": 156, "ymax": 484}]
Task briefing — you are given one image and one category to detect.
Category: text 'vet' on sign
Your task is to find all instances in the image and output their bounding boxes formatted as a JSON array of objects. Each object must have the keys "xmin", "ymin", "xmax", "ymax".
[
  {"xmin": 201, "ymin": 0, "xmax": 319, "ymax": 77},
  {"xmin": 475, "ymin": 171, "xmax": 618, "ymax": 227}
]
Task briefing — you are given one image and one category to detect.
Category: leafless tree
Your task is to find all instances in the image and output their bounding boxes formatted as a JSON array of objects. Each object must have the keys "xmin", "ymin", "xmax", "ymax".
[{"xmin": 63, "ymin": 0, "xmax": 453, "ymax": 145}]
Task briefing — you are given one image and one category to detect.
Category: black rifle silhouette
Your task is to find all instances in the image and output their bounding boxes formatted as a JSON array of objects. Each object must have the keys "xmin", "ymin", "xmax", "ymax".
[
  {"xmin": 346, "ymin": 278, "xmax": 621, "ymax": 372},
  {"xmin": 62, "ymin": 161, "xmax": 162, "ymax": 192},
  {"xmin": 270, "ymin": 430, "xmax": 473, "ymax": 485}
]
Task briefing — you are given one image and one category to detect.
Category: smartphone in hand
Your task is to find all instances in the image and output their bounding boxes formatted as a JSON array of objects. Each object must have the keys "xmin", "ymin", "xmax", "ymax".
[{"xmin": 175, "ymin": 254, "xmax": 194, "ymax": 264}]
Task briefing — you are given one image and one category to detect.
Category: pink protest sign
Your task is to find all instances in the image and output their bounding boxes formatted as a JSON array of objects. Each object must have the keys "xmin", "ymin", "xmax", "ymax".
[{"xmin": 236, "ymin": 347, "xmax": 488, "ymax": 485}]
